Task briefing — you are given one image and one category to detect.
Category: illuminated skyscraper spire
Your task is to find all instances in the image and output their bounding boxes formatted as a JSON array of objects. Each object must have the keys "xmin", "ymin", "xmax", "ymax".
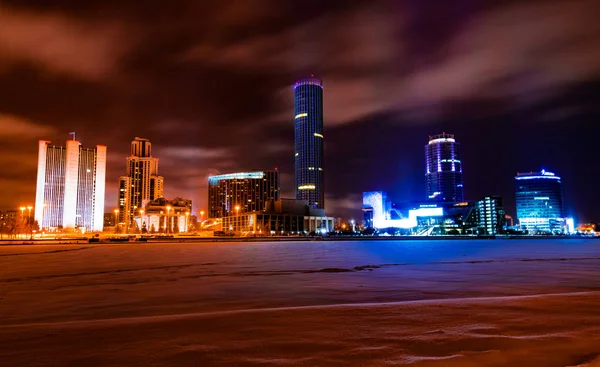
[{"xmin": 294, "ymin": 76, "xmax": 324, "ymax": 210}]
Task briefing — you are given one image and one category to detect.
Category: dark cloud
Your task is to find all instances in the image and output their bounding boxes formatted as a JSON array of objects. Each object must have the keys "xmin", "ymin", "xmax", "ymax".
[{"xmin": 0, "ymin": 0, "xmax": 599, "ymax": 221}]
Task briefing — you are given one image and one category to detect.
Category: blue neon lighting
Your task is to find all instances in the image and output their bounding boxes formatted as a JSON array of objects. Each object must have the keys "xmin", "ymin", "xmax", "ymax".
[
  {"xmin": 515, "ymin": 176, "xmax": 560, "ymax": 180},
  {"xmin": 208, "ymin": 172, "xmax": 265, "ymax": 183}
]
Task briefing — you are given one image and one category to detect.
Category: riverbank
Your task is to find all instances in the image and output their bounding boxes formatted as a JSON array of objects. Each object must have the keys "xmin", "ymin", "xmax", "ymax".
[{"xmin": 1, "ymin": 234, "xmax": 596, "ymax": 246}]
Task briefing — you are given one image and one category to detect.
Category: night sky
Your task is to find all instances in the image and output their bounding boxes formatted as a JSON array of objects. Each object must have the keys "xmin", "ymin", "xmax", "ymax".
[{"xmin": 0, "ymin": 0, "xmax": 599, "ymax": 222}]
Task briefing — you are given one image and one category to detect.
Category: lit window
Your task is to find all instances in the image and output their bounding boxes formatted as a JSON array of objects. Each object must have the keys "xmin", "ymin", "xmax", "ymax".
[{"xmin": 295, "ymin": 113, "xmax": 308, "ymax": 119}]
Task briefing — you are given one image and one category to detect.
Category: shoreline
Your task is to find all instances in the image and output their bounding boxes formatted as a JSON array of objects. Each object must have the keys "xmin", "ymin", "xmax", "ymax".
[{"xmin": 0, "ymin": 234, "xmax": 596, "ymax": 246}]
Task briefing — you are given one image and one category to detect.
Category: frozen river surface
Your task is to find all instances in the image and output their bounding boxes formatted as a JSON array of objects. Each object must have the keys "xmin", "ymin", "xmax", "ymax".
[{"xmin": 1, "ymin": 239, "xmax": 600, "ymax": 366}]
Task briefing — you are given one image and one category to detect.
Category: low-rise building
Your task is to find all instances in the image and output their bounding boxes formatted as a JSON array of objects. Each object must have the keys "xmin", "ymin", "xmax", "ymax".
[
  {"xmin": 220, "ymin": 198, "xmax": 334, "ymax": 234},
  {"xmin": 362, "ymin": 191, "xmax": 506, "ymax": 235},
  {"xmin": 134, "ymin": 197, "xmax": 192, "ymax": 233}
]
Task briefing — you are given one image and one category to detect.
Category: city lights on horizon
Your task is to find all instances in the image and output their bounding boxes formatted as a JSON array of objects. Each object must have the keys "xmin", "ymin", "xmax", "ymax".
[{"xmin": 0, "ymin": 75, "xmax": 588, "ymax": 234}]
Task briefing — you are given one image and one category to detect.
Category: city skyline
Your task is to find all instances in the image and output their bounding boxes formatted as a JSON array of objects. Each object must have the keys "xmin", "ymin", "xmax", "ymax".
[{"xmin": 0, "ymin": 1, "xmax": 599, "ymax": 222}]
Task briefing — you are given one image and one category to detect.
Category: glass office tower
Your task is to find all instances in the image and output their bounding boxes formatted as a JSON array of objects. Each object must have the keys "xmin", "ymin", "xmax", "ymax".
[
  {"xmin": 515, "ymin": 170, "xmax": 564, "ymax": 233},
  {"xmin": 208, "ymin": 171, "xmax": 280, "ymax": 218},
  {"xmin": 294, "ymin": 76, "xmax": 324, "ymax": 210},
  {"xmin": 425, "ymin": 133, "xmax": 464, "ymax": 202},
  {"xmin": 34, "ymin": 139, "xmax": 106, "ymax": 231}
]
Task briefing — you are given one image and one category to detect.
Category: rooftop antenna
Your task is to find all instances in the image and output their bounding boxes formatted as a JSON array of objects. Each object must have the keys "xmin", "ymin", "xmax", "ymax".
[{"xmin": 69, "ymin": 132, "xmax": 76, "ymax": 141}]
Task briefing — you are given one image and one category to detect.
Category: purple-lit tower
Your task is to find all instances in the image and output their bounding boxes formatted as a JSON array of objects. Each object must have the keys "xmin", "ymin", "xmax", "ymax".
[
  {"xmin": 294, "ymin": 76, "xmax": 324, "ymax": 210},
  {"xmin": 425, "ymin": 133, "xmax": 464, "ymax": 202}
]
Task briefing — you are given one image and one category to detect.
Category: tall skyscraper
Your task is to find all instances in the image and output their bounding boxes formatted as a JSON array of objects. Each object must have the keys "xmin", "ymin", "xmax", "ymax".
[
  {"xmin": 294, "ymin": 76, "xmax": 325, "ymax": 210},
  {"xmin": 515, "ymin": 170, "xmax": 564, "ymax": 233},
  {"xmin": 425, "ymin": 133, "xmax": 464, "ymax": 202},
  {"xmin": 118, "ymin": 137, "xmax": 164, "ymax": 227},
  {"xmin": 34, "ymin": 139, "xmax": 106, "ymax": 231},
  {"xmin": 208, "ymin": 171, "xmax": 280, "ymax": 218}
]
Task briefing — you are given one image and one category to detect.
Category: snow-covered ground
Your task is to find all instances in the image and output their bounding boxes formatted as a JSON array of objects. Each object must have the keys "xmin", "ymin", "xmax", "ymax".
[{"xmin": 1, "ymin": 239, "xmax": 600, "ymax": 366}]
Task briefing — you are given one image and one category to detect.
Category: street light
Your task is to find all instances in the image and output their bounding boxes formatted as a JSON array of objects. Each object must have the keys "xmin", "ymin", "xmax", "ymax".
[
  {"xmin": 26, "ymin": 206, "xmax": 33, "ymax": 239},
  {"xmin": 199, "ymin": 210, "xmax": 205, "ymax": 230},
  {"xmin": 20, "ymin": 206, "xmax": 25, "ymax": 218},
  {"xmin": 114, "ymin": 209, "xmax": 119, "ymax": 227},
  {"xmin": 234, "ymin": 205, "xmax": 240, "ymax": 232},
  {"xmin": 185, "ymin": 212, "xmax": 190, "ymax": 232}
]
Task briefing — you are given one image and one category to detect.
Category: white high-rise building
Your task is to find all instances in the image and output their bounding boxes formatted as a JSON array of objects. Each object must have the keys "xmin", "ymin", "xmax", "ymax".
[
  {"xmin": 34, "ymin": 139, "xmax": 107, "ymax": 232},
  {"xmin": 118, "ymin": 137, "xmax": 164, "ymax": 227}
]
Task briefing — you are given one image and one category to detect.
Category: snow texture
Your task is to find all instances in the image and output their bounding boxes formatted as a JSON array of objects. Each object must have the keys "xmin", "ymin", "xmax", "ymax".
[{"xmin": 1, "ymin": 239, "xmax": 600, "ymax": 366}]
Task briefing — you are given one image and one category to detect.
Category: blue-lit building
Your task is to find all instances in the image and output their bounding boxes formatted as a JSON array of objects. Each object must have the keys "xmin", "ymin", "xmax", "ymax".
[
  {"xmin": 477, "ymin": 196, "xmax": 506, "ymax": 235},
  {"xmin": 208, "ymin": 171, "xmax": 280, "ymax": 218},
  {"xmin": 515, "ymin": 170, "xmax": 565, "ymax": 233},
  {"xmin": 362, "ymin": 191, "xmax": 505, "ymax": 236},
  {"xmin": 425, "ymin": 133, "xmax": 464, "ymax": 202},
  {"xmin": 294, "ymin": 76, "xmax": 324, "ymax": 210}
]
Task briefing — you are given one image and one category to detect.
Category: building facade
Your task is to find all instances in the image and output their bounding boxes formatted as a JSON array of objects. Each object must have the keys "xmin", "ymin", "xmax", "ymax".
[
  {"xmin": 362, "ymin": 192, "xmax": 505, "ymax": 236},
  {"xmin": 477, "ymin": 196, "xmax": 505, "ymax": 235},
  {"xmin": 133, "ymin": 197, "xmax": 192, "ymax": 233},
  {"xmin": 103, "ymin": 213, "xmax": 115, "ymax": 228},
  {"xmin": 34, "ymin": 139, "xmax": 106, "ymax": 231},
  {"xmin": 118, "ymin": 137, "xmax": 164, "ymax": 227},
  {"xmin": 208, "ymin": 171, "xmax": 280, "ymax": 218},
  {"xmin": 515, "ymin": 170, "xmax": 564, "ymax": 233},
  {"xmin": 294, "ymin": 76, "xmax": 325, "ymax": 210},
  {"xmin": 425, "ymin": 133, "xmax": 464, "ymax": 202},
  {"xmin": 220, "ymin": 199, "xmax": 334, "ymax": 234}
]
